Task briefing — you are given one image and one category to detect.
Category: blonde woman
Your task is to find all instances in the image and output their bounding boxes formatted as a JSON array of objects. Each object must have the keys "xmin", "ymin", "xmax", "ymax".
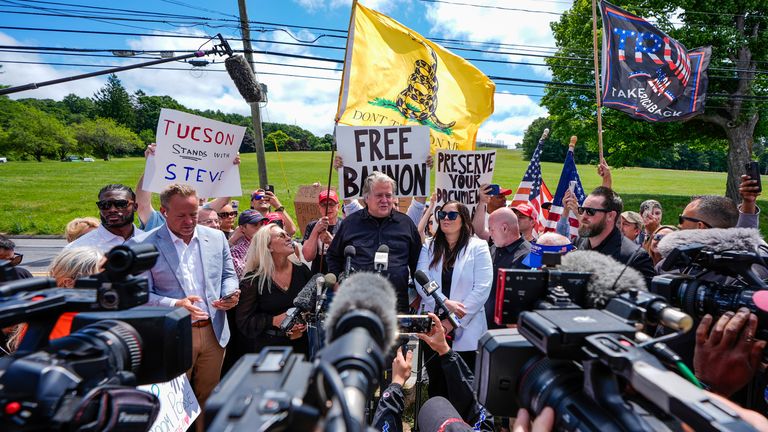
[
  {"xmin": 235, "ymin": 224, "xmax": 311, "ymax": 356},
  {"xmin": 48, "ymin": 246, "xmax": 105, "ymax": 339},
  {"xmin": 64, "ymin": 217, "xmax": 100, "ymax": 243}
]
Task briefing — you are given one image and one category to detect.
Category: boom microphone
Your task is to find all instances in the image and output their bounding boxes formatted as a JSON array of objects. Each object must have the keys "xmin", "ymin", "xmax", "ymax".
[
  {"xmin": 560, "ymin": 251, "xmax": 691, "ymax": 331},
  {"xmin": 374, "ymin": 244, "xmax": 389, "ymax": 273},
  {"xmin": 657, "ymin": 228, "xmax": 766, "ymax": 258},
  {"xmin": 224, "ymin": 55, "xmax": 262, "ymax": 104},
  {"xmin": 320, "ymin": 272, "xmax": 398, "ymax": 428},
  {"xmin": 414, "ymin": 270, "xmax": 460, "ymax": 329},
  {"xmin": 560, "ymin": 250, "xmax": 647, "ymax": 308}
]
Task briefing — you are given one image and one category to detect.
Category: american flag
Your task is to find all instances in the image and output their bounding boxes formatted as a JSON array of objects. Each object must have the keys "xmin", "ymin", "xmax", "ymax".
[
  {"xmin": 511, "ymin": 131, "xmax": 553, "ymax": 234},
  {"xmin": 544, "ymin": 147, "xmax": 586, "ymax": 239}
]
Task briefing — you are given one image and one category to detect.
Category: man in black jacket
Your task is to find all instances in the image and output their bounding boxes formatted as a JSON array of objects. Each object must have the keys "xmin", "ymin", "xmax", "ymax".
[
  {"xmin": 572, "ymin": 187, "xmax": 655, "ymax": 281},
  {"xmin": 326, "ymin": 172, "xmax": 422, "ymax": 312}
]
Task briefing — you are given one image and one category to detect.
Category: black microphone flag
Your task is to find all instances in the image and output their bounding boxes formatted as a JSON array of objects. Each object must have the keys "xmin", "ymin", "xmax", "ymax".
[{"xmin": 600, "ymin": 1, "xmax": 711, "ymax": 122}]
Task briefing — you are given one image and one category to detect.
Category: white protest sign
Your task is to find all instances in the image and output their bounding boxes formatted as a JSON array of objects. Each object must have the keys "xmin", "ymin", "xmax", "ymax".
[
  {"xmin": 336, "ymin": 125, "xmax": 430, "ymax": 199},
  {"xmin": 435, "ymin": 150, "xmax": 496, "ymax": 218},
  {"xmin": 144, "ymin": 108, "xmax": 243, "ymax": 197},
  {"xmin": 138, "ymin": 374, "xmax": 200, "ymax": 432}
]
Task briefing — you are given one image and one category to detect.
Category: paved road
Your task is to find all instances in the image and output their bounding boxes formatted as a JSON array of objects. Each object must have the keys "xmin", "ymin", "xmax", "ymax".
[{"xmin": 12, "ymin": 237, "xmax": 67, "ymax": 276}]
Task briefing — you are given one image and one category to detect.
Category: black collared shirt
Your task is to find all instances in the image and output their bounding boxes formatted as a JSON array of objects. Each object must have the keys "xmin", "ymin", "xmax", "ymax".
[
  {"xmin": 485, "ymin": 237, "xmax": 531, "ymax": 329},
  {"xmin": 326, "ymin": 208, "xmax": 422, "ymax": 312},
  {"xmin": 574, "ymin": 227, "xmax": 655, "ymax": 282}
]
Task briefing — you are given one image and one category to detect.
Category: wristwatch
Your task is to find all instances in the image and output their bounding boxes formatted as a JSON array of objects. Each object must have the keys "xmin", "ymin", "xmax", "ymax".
[{"xmin": 275, "ymin": 206, "xmax": 285, "ymax": 212}]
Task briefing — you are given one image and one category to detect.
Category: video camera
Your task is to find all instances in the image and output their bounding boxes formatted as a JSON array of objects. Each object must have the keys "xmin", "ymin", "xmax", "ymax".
[
  {"xmin": 0, "ymin": 244, "xmax": 192, "ymax": 431},
  {"xmin": 205, "ymin": 272, "xmax": 397, "ymax": 432},
  {"xmin": 474, "ymin": 249, "xmax": 761, "ymax": 431},
  {"xmin": 652, "ymin": 242, "xmax": 768, "ymax": 339}
]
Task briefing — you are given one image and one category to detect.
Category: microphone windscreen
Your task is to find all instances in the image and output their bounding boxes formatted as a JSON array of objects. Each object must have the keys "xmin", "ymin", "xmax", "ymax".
[
  {"xmin": 224, "ymin": 55, "xmax": 261, "ymax": 104},
  {"xmin": 324, "ymin": 272, "xmax": 397, "ymax": 350},
  {"xmin": 657, "ymin": 228, "xmax": 766, "ymax": 258},
  {"xmin": 413, "ymin": 269, "xmax": 430, "ymax": 287},
  {"xmin": 324, "ymin": 273, "xmax": 337, "ymax": 286},
  {"xmin": 417, "ymin": 397, "xmax": 472, "ymax": 432},
  {"xmin": 560, "ymin": 250, "xmax": 647, "ymax": 308},
  {"xmin": 344, "ymin": 245, "xmax": 356, "ymax": 257},
  {"xmin": 293, "ymin": 273, "xmax": 323, "ymax": 309}
]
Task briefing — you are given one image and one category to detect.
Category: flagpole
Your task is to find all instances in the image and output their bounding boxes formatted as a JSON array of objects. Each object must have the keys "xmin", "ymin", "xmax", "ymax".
[{"xmin": 591, "ymin": 0, "xmax": 605, "ymax": 162}]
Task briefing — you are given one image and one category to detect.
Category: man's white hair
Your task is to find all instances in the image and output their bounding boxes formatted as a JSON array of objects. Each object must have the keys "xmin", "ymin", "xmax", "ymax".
[{"xmin": 361, "ymin": 171, "xmax": 397, "ymax": 199}]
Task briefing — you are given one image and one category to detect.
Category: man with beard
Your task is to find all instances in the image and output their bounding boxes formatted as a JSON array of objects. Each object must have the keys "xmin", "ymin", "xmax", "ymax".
[
  {"xmin": 67, "ymin": 184, "xmax": 142, "ymax": 253},
  {"xmin": 572, "ymin": 187, "xmax": 654, "ymax": 280}
]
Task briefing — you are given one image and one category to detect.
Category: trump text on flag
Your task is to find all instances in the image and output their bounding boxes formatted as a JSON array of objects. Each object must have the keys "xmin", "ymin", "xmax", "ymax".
[{"xmin": 336, "ymin": 125, "xmax": 430, "ymax": 199}]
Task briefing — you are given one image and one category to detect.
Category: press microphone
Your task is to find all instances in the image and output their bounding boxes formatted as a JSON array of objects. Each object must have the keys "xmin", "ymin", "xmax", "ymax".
[
  {"xmin": 279, "ymin": 274, "xmax": 323, "ymax": 333},
  {"xmin": 560, "ymin": 251, "xmax": 692, "ymax": 331},
  {"xmin": 320, "ymin": 272, "xmax": 397, "ymax": 427},
  {"xmin": 316, "ymin": 273, "xmax": 337, "ymax": 316},
  {"xmin": 414, "ymin": 270, "xmax": 460, "ymax": 329},
  {"xmin": 224, "ymin": 55, "xmax": 262, "ymax": 104},
  {"xmin": 374, "ymin": 244, "xmax": 389, "ymax": 273},
  {"xmin": 343, "ymin": 245, "xmax": 356, "ymax": 279}
]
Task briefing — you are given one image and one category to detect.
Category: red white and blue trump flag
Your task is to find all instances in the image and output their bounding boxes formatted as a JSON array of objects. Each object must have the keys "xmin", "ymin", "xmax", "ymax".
[{"xmin": 600, "ymin": 1, "xmax": 711, "ymax": 122}]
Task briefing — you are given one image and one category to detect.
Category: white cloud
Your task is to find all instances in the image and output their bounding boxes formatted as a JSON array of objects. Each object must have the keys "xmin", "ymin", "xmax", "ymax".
[{"xmin": 478, "ymin": 92, "xmax": 547, "ymax": 147}]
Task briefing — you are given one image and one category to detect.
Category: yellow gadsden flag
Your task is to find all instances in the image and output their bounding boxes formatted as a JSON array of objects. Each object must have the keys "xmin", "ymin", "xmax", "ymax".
[{"xmin": 336, "ymin": 2, "xmax": 495, "ymax": 151}]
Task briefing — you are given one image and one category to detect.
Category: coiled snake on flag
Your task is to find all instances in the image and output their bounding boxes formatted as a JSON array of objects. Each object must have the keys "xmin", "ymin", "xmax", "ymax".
[{"xmin": 395, "ymin": 40, "xmax": 456, "ymax": 130}]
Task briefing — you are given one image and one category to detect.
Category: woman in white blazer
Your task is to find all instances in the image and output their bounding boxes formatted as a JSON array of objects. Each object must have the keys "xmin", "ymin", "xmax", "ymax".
[{"xmin": 416, "ymin": 200, "xmax": 493, "ymax": 398}]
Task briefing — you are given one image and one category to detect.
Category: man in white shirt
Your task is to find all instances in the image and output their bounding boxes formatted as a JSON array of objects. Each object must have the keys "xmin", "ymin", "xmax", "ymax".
[
  {"xmin": 127, "ymin": 183, "xmax": 239, "ymax": 431},
  {"xmin": 67, "ymin": 184, "xmax": 143, "ymax": 253}
]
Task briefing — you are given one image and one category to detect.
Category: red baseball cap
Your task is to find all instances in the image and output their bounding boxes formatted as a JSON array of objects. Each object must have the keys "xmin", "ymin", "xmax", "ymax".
[
  {"xmin": 318, "ymin": 190, "xmax": 339, "ymax": 204},
  {"xmin": 499, "ymin": 187, "xmax": 513, "ymax": 196},
  {"xmin": 511, "ymin": 203, "xmax": 537, "ymax": 219}
]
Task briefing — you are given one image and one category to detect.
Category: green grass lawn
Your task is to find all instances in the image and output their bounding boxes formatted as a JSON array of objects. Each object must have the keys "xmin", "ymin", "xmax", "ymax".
[{"xmin": 1, "ymin": 148, "xmax": 766, "ymax": 236}]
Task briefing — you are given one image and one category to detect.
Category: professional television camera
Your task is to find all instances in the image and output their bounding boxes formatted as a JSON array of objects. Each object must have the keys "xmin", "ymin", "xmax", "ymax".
[
  {"xmin": 476, "ymin": 250, "xmax": 757, "ymax": 431},
  {"xmin": 652, "ymin": 241, "xmax": 768, "ymax": 339},
  {"xmin": 205, "ymin": 272, "xmax": 398, "ymax": 432},
  {"xmin": 0, "ymin": 244, "xmax": 192, "ymax": 432}
]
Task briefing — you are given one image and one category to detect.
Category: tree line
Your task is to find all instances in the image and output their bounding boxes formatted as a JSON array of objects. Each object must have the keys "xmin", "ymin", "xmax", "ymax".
[{"xmin": 0, "ymin": 74, "xmax": 333, "ymax": 161}]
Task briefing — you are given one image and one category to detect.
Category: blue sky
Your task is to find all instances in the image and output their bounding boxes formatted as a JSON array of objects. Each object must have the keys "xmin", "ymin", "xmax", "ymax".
[{"xmin": 0, "ymin": 0, "xmax": 574, "ymax": 146}]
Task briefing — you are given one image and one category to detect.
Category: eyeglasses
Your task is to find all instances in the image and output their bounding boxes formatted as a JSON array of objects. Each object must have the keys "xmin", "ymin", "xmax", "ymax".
[
  {"xmin": 251, "ymin": 194, "xmax": 264, "ymax": 201},
  {"xmin": 437, "ymin": 210, "xmax": 460, "ymax": 221},
  {"xmin": 653, "ymin": 233, "xmax": 666, "ymax": 242},
  {"xmin": 199, "ymin": 219, "xmax": 219, "ymax": 227},
  {"xmin": 218, "ymin": 211, "xmax": 237, "ymax": 218},
  {"xmin": 678, "ymin": 215, "xmax": 712, "ymax": 228},
  {"xmin": 577, "ymin": 206, "xmax": 611, "ymax": 217},
  {"xmin": 96, "ymin": 199, "xmax": 132, "ymax": 210},
  {"xmin": 7, "ymin": 253, "xmax": 22, "ymax": 266}
]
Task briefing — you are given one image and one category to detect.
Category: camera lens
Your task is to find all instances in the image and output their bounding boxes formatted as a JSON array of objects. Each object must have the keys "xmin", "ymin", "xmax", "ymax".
[
  {"xmin": 518, "ymin": 357, "xmax": 582, "ymax": 413},
  {"xmin": 52, "ymin": 320, "xmax": 143, "ymax": 375}
]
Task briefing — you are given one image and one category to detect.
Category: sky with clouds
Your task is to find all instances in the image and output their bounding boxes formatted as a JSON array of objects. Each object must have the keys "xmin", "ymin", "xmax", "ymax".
[{"xmin": 0, "ymin": 0, "xmax": 573, "ymax": 147}]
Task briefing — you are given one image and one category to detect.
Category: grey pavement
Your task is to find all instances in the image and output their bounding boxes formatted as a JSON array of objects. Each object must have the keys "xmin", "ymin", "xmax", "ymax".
[{"xmin": 11, "ymin": 237, "xmax": 68, "ymax": 276}]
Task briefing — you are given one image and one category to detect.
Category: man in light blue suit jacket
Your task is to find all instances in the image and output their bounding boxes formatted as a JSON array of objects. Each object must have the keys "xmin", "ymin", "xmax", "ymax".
[{"xmin": 127, "ymin": 183, "xmax": 239, "ymax": 428}]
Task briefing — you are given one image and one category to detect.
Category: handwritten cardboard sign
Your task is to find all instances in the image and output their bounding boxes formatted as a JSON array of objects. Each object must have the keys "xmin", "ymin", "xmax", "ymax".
[
  {"xmin": 138, "ymin": 374, "xmax": 200, "ymax": 432},
  {"xmin": 336, "ymin": 125, "xmax": 430, "ymax": 199},
  {"xmin": 434, "ymin": 150, "xmax": 496, "ymax": 218},
  {"xmin": 143, "ymin": 109, "xmax": 243, "ymax": 197}
]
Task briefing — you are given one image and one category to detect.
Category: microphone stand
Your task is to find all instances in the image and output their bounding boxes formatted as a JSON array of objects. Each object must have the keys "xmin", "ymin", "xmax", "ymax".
[
  {"xmin": 413, "ymin": 305, "xmax": 426, "ymax": 432},
  {"xmin": 317, "ymin": 125, "xmax": 337, "ymax": 275},
  {"xmin": 0, "ymin": 34, "xmax": 234, "ymax": 96}
]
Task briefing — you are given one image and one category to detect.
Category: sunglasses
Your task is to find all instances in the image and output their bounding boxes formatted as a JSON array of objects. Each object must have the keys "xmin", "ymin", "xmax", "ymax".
[
  {"xmin": 96, "ymin": 199, "xmax": 132, "ymax": 210},
  {"xmin": 218, "ymin": 211, "xmax": 238, "ymax": 218},
  {"xmin": 577, "ymin": 206, "xmax": 611, "ymax": 217},
  {"xmin": 7, "ymin": 253, "xmax": 22, "ymax": 266},
  {"xmin": 269, "ymin": 220, "xmax": 284, "ymax": 228},
  {"xmin": 251, "ymin": 194, "xmax": 264, "ymax": 201},
  {"xmin": 678, "ymin": 215, "xmax": 712, "ymax": 228},
  {"xmin": 437, "ymin": 210, "xmax": 460, "ymax": 221},
  {"xmin": 653, "ymin": 233, "xmax": 666, "ymax": 242}
]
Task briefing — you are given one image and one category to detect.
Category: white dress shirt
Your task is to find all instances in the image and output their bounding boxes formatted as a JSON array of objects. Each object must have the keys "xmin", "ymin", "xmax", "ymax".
[
  {"xmin": 164, "ymin": 225, "xmax": 211, "ymax": 317},
  {"xmin": 66, "ymin": 224, "xmax": 143, "ymax": 253}
]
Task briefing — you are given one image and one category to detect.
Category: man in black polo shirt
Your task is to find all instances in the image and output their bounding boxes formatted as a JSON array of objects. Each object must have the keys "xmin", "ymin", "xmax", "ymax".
[
  {"xmin": 572, "ymin": 187, "xmax": 654, "ymax": 281},
  {"xmin": 483, "ymin": 207, "xmax": 530, "ymax": 329},
  {"xmin": 326, "ymin": 172, "xmax": 421, "ymax": 312}
]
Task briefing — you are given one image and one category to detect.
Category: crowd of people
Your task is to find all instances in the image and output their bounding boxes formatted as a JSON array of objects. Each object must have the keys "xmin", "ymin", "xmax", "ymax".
[{"xmin": 2, "ymin": 145, "xmax": 768, "ymax": 431}]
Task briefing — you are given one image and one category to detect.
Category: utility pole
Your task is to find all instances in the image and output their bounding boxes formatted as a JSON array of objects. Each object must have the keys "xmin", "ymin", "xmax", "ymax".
[{"xmin": 237, "ymin": 0, "xmax": 268, "ymax": 188}]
